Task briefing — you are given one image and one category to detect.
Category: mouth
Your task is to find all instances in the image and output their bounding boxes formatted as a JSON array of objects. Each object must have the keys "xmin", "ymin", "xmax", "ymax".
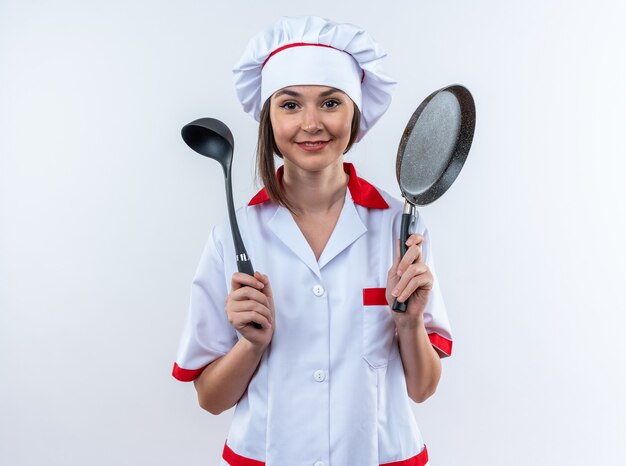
[{"xmin": 296, "ymin": 140, "xmax": 331, "ymax": 151}]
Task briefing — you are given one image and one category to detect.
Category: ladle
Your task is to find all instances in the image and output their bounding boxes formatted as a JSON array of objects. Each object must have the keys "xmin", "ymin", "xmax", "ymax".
[{"xmin": 181, "ymin": 118, "xmax": 261, "ymax": 328}]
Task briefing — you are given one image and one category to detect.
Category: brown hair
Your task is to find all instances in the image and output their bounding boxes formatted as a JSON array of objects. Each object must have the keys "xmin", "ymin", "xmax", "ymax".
[{"xmin": 256, "ymin": 98, "xmax": 361, "ymax": 215}]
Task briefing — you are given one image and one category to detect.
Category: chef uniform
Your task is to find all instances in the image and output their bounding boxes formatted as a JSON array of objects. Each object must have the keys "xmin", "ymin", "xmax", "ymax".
[{"xmin": 172, "ymin": 16, "xmax": 453, "ymax": 466}]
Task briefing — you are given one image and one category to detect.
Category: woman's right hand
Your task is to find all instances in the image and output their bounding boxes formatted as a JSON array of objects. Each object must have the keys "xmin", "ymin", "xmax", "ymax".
[{"xmin": 226, "ymin": 271, "xmax": 275, "ymax": 351}]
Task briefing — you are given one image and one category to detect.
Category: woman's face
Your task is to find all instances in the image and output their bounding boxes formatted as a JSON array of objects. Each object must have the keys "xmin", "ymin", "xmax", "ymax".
[{"xmin": 269, "ymin": 85, "xmax": 355, "ymax": 172}]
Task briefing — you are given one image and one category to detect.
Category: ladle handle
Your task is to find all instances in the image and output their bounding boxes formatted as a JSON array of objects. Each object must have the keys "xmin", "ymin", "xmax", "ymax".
[
  {"xmin": 236, "ymin": 256, "xmax": 254, "ymax": 275},
  {"xmin": 235, "ymin": 257, "xmax": 262, "ymax": 329},
  {"xmin": 392, "ymin": 203, "xmax": 414, "ymax": 312},
  {"xmin": 225, "ymin": 173, "xmax": 262, "ymax": 329}
]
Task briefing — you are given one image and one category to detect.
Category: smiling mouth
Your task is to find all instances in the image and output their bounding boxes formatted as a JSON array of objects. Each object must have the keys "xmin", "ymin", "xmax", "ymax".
[{"xmin": 296, "ymin": 140, "xmax": 330, "ymax": 151}]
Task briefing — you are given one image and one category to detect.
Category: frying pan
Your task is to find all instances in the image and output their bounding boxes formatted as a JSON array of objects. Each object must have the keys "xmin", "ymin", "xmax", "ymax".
[{"xmin": 392, "ymin": 84, "xmax": 476, "ymax": 312}]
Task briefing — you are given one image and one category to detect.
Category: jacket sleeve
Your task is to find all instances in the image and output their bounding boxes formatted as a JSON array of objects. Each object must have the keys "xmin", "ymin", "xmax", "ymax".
[
  {"xmin": 411, "ymin": 212, "xmax": 454, "ymax": 358},
  {"xmin": 172, "ymin": 226, "xmax": 238, "ymax": 381}
]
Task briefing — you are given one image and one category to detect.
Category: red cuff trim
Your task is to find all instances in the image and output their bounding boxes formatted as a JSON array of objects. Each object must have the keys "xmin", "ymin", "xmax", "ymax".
[
  {"xmin": 381, "ymin": 445, "xmax": 428, "ymax": 466},
  {"xmin": 171, "ymin": 362, "xmax": 206, "ymax": 382},
  {"xmin": 428, "ymin": 333, "xmax": 453, "ymax": 357},
  {"xmin": 223, "ymin": 442, "xmax": 265, "ymax": 466},
  {"xmin": 363, "ymin": 287, "xmax": 388, "ymax": 306}
]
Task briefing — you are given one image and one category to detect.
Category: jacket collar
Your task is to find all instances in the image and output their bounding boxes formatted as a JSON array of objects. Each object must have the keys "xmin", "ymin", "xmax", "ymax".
[
  {"xmin": 266, "ymin": 191, "xmax": 368, "ymax": 277},
  {"xmin": 248, "ymin": 162, "xmax": 389, "ymax": 209}
]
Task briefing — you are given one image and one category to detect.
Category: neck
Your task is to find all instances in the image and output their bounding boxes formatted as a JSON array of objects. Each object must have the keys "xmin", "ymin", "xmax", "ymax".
[{"xmin": 282, "ymin": 160, "xmax": 349, "ymax": 215}]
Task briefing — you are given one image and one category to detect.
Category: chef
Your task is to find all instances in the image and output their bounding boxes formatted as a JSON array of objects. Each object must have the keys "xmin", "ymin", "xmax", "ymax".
[{"xmin": 173, "ymin": 15, "xmax": 453, "ymax": 466}]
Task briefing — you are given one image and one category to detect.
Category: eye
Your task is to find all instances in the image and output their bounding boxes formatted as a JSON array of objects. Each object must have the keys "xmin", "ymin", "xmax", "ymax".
[
  {"xmin": 279, "ymin": 101, "xmax": 299, "ymax": 110},
  {"xmin": 322, "ymin": 99, "xmax": 341, "ymax": 109}
]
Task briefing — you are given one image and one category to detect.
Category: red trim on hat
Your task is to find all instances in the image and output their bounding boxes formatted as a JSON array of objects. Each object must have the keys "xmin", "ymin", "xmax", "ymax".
[
  {"xmin": 222, "ymin": 442, "xmax": 428, "ymax": 466},
  {"xmin": 263, "ymin": 42, "xmax": 337, "ymax": 67},
  {"xmin": 428, "ymin": 333, "xmax": 453, "ymax": 358},
  {"xmin": 381, "ymin": 445, "xmax": 429, "ymax": 466},
  {"xmin": 222, "ymin": 443, "xmax": 265, "ymax": 466},
  {"xmin": 363, "ymin": 287, "xmax": 388, "ymax": 305},
  {"xmin": 262, "ymin": 42, "xmax": 365, "ymax": 82},
  {"xmin": 171, "ymin": 362, "xmax": 206, "ymax": 382},
  {"xmin": 248, "ymin": 162, "xmax": 389, "ymax": 209}
]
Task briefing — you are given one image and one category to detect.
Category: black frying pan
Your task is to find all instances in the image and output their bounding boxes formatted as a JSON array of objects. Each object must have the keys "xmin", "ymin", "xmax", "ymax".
[{"xmin": 392, "ymin": 84, "xmax": 476, "ymax": 312}]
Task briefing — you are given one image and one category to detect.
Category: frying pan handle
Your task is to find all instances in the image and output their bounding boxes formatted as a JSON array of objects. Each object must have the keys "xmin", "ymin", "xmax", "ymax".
[{"xmin": 392, "ymin": 203, "xmax": 414, "ymax": 313}]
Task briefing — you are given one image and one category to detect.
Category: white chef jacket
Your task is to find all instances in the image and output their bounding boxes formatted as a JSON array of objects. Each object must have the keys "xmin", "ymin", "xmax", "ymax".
[{"xmin": 173, "ymin": 162, "xmax": 453, "ymax": 466}]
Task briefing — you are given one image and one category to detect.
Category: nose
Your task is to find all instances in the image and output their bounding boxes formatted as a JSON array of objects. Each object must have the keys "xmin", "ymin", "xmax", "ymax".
[{"xmin": 301, "ymin": 107, "xmax": 322, "ymax": 133}]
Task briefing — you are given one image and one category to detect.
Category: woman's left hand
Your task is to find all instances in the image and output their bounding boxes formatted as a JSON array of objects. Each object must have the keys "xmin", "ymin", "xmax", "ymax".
[{"xmin": 386, "ymin": 234, "xmax": 433, "ymax": 328}]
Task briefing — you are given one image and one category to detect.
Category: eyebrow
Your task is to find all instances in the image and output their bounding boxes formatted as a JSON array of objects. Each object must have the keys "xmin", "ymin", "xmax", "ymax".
[{"xmin": 273, "ymin": 87, "xmax": 344, "ymax": 98}]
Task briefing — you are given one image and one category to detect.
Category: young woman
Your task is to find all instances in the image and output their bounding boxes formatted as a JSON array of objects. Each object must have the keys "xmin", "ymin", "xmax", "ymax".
[{"xmin": 173, "ymin": 16, "xmax": 453, "ymax": 466}]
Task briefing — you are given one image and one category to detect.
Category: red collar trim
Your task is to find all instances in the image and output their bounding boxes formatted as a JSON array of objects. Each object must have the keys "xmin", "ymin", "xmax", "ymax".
[{"xmin": 248, "ymin": 162, "xmax": 389, "ymax": 209}]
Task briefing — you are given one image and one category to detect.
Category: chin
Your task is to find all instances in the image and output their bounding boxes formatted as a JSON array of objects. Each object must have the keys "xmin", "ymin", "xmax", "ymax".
[{"xmin": 286, "ymin": 152, "xmax": 344, "ymax": 173}]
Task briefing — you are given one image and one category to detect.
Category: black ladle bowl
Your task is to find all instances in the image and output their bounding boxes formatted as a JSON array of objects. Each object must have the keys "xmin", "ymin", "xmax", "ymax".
[
  {"xmin": 182, "ymin": 118, "xmax": 234, "ymax": 177},
  {"xmin": 181, "ymin": 117, "xmax": 261, "ymax": 328}
]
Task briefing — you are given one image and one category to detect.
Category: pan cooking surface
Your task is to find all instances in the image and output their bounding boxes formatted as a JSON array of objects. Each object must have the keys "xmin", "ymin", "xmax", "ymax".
[{"xmin": 400, "ymin": 90, "xmax": 462, "ymax": 195}]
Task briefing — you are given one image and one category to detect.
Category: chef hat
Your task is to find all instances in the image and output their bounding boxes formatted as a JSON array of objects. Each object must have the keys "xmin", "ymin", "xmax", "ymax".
[{"xmin": 232, "ymin": 16, "xmax": 397, "ymax": 141}]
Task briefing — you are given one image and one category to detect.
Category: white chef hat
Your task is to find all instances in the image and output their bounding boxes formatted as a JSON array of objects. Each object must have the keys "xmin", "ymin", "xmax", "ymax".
[{"xmin": 232, "ymin": 16, "xmax": 397, "ymax": 142}]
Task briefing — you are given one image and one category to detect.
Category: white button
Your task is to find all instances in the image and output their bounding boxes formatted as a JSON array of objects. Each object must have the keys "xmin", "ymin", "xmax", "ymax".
[
  {"xmin": 314, "ymin": 462, "xmax": 326, "ymax": 466},
  {"xmin": 312, "ymin": 285, "xmax": 325, "ymax": 297},
  {"xmin": 313, "ymin": 370, "xmax": 327, "ymax": 382}
]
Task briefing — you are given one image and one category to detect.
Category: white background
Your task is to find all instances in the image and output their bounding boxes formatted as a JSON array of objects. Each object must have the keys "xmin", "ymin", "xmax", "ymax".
[{"xmin": 1, "ymin": 1, "xmax": 625, "ymax": 465}]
